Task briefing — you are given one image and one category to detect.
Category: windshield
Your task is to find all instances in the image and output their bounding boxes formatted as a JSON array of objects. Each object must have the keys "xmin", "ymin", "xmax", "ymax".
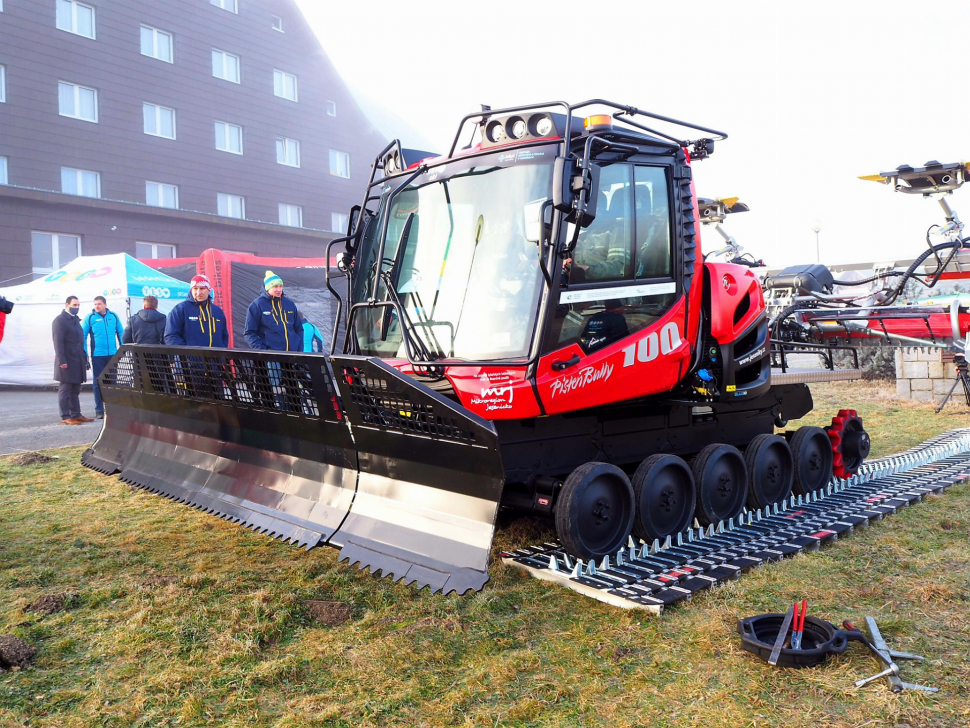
[{"xmin": 352, "ymin": 156, "xmax": 553, "ymax": 361}]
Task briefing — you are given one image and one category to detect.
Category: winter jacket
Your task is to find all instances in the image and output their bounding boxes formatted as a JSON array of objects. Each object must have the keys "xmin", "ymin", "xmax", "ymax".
[
  {"xmin": 0, "ymin": 296, "xmax": 12, "ymax": 344},
  {"xmin": 123, "ymin": 308, "xmax": 167, "ymax": 345},
  {"xmin": 244, "ymin": 291, "xmax": 304, "ymax": 351},
  {"xmin": 164, "ymin": 293, "xmax": 229, "ymax": 348},
  {"xmin": 82, "ymin": 309, "xmax": 124, "ymax": 357},
  {"xmin": 303, "ymin": 322, "xmax": 324, "ymax": 353},
  {"xmin": 52, "ymin": 310, "xmax": 88, "ymax": 384}
]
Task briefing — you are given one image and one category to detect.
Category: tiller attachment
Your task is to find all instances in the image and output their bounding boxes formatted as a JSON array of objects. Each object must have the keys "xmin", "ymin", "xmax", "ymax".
[{"xmin": 83, "ymin": 347, "xmax": 505, "ymax": 594}]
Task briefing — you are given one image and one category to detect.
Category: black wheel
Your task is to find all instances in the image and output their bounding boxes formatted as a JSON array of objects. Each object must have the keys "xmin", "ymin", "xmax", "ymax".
[
  {"xmin": 790, "ymin": 426, "xmax": 834, "ymax": 495},
  {"xmin": 554, "ymin": 462, "xmax": 635, "ymax": 561},
  {"xmin": 744, "ymin": 434, "xmax": 794, "ymax": 509},
  {"xmin": 692, "ymin": 444, "xmax": 748, "ymax": 526},
  {"xmin": 631, "ymin": 454, "xmax": 696, "ymax": 543}
]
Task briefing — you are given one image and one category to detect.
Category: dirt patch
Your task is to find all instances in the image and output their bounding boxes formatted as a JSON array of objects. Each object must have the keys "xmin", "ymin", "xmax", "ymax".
[
  {"xmin": 304, "ymin": 600, "xmax": 353, "ymax": 626},
  {"xmin": 7, "ymin": 452, "xmax": 54, "ymax": 466},
  {"xmin": 142, "ymin": 575, "xmax": 179, "ymax": 588},
  {"xmin": 25, "ymin": 592, "xmax": 77, "ymax": 616},
  {"xmin": 0, "ymin": 635, "xmax": 37, "ymax": 671}
]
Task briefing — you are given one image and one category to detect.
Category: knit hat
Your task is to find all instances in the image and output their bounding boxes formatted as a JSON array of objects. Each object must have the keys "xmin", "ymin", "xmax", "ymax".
[
  {"xmin": 190, "ymin": 274, "xmax": 211, "ymax": 290},
  {"xmin": 264, "ymin": 270, "xmax": 283, "ymax": 291}
]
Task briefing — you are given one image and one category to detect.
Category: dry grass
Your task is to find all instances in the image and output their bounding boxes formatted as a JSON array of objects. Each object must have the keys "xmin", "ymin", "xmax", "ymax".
[{"xmin": 0, "ymin": 382, "xmax": 969, "ymax": 727}]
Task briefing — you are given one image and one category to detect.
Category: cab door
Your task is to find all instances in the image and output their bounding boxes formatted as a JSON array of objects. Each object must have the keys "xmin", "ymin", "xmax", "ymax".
[{"xmin": 535, "ymin": 162, "xmax": 691, "ymax": 415}]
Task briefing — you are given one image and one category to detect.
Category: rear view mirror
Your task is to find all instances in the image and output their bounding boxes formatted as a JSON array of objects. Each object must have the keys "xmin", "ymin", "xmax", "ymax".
[
  {"xmin": 524, "ymin": 199, "xmax": 553, "ymax": 244},
  {"xmin": 572, "ymin": 164, "xmax": 600, "ymax": 228}
]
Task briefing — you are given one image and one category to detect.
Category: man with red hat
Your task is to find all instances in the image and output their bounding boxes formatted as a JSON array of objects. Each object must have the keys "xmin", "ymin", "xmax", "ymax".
[
  {"xmin": 164, "ymin": 274, "xmax": 229, "ymax": 348},
  {"xmin": 163, "ymin": 274, "xmax": 229, "ymax": 398}
]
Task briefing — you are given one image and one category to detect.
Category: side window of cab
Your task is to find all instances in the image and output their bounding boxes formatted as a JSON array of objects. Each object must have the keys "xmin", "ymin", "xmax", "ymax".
[{"xmin": 549, "ymin": 163, "xmax": 676, "ymax": 355}]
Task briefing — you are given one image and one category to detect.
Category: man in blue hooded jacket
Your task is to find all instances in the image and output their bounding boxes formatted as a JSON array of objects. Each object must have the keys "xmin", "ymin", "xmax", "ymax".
[
  {"xmin": 244, "ymin": 271, "xmax": 307, "ymax": 410},
  {"xmin": 82, "ymin": 295, "xmax": 124, "ymax": 419},
  {"xmin": 164, "ymin": 275, "xmax": 229, "ymax": 399}
]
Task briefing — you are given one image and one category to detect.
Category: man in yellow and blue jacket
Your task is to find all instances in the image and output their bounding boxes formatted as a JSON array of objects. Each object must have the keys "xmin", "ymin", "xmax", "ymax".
[{"xmin": 243, "ymin": 270, "xmax": 305, "ymax": 351}]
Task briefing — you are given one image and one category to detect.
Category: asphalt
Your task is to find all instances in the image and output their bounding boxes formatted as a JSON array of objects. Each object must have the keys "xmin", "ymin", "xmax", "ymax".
[{"xmin": 0, "ymin": 388, "xmax": 102, "ymax": 455}]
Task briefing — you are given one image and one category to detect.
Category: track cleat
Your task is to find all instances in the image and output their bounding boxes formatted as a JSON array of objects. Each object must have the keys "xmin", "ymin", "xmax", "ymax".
[{"xmin": 548, "ymin": 554, "xmax": 560, "ymax": 572}]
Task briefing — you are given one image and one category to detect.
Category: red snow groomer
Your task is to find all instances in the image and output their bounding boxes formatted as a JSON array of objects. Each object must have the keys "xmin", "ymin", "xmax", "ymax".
[{"xmin": 83, "ymin": 101, "xmax": 870, "ymax": 594}]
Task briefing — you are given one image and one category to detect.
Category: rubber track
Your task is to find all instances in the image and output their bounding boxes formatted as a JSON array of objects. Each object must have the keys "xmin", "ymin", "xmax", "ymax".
[{"xmin": 501, "ymin": 428, "xmax": 970, "ymax": 612}]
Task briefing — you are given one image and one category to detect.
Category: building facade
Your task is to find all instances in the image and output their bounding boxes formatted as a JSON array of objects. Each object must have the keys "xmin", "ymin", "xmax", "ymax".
[{"xmin": 0, "ymin": 0, "xmax": 386, "ymax": 286}]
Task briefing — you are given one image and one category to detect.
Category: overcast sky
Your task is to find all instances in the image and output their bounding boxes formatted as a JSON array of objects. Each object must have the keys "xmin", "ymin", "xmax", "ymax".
[{"xmin": 295, "ymin": 0, "xmax": 970, "ymax": 269}]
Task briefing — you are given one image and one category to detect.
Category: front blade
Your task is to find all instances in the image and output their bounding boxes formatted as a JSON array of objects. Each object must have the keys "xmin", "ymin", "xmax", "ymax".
[
  {"xmin": 330, "ymin": 356, "xmax": 506, "ymax": 595},
  {"xmin": 83, "ymin": 347, "xmax": 358, "ymax": 549}
]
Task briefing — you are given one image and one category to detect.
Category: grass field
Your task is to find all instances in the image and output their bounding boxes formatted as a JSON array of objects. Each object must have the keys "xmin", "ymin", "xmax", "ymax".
[{"xmin": 1, "ymin": 382, "xmax": 969, "ymax": 727}]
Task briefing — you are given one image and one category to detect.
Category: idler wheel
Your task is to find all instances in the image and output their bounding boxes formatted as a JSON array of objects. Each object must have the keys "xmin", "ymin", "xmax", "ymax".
[
  {"xmin": 789, "ymin": 426, "xmax": 834, "ymax": 494},
  {"xmin": 827, "ymin": 409, "xmax": 871, "ymax": 478},
  {"xmin": 631, "ymin": 454, "xmax": 696, "ymax": 543},
  {"xmin": 744, "ymin": 434, "xmax": 794, "ymax": 510},
  {"xmin": 692, "ymin": 444, "xmax": 748, "ymax": 526},
  {"xmin": 555, "ymin": 462, "xmax": 635, "ymax": 561}
]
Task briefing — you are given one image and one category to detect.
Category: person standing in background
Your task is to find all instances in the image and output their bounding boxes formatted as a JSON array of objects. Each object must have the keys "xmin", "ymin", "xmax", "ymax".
[
  {"xmin": 164, "ymin": 275, "xmax": 228, "ymax": 348},
  {"xmin": 52, "ymin": 296, "xmax": 92, "ymax": 425},
  {"xmin": 244, "ymin": 271, "xmax": 306, "ymax": 410},
  {"xmin": 82, "ymin": 295, "xmax": 124, "ymax": 420},
  {"xmin": 123, "ymin": 295, "xmax": 166, "ymax": 345}
]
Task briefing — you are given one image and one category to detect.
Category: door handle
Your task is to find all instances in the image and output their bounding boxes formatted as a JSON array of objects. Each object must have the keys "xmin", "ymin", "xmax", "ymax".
[{"xmin": 551, "ymin": 354, "xmax": 580, "ymax": 371}]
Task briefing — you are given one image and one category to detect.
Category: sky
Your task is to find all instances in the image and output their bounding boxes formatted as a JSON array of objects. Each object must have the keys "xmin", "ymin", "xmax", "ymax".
[{"xmin": 294, "ymin": 0, "xmax": 970, "ymax": 269}]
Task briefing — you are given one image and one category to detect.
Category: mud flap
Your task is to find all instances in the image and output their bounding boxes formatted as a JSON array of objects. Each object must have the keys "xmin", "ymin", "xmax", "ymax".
[
  {"xmin": 82, "ymin": 347, "xmax": 358, "ymax": 549},
  {"xmin": 330, "ymin": 356, "xmax": 505, "ymax": 595}
]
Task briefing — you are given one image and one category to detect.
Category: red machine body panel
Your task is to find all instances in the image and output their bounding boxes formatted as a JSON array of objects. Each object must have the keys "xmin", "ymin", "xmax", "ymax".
[
  {"xmin": 535, "ymin": 298, "xmax": 692, "ymax": 415},
  {"xmin": 705, "ymin": 262, "xmax": 764, "ymax": 343}
]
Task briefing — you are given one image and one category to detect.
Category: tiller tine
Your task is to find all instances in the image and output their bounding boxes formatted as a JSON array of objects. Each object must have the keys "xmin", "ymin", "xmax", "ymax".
[
  {"xmin": 330, "ymin": 356, "xmax": 505, "ymax": 595},
  {"xmin": 83, "ymin": 347, "xmax": 358, "ymax": 550}
]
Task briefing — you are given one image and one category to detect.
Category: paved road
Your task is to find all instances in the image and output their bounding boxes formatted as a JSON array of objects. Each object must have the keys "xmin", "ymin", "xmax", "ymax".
[{"xmin": 0, "ymin": 388, "xmax": 102, "ymax": 455}]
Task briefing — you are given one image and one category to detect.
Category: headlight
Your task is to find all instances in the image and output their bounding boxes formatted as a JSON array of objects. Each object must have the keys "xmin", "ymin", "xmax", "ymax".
[
  {"xmin": 535, "ymin": 116, "xmax": 553, "ymax": 136},
  {"xmin": 486, "ymin": 120, "xmax": 507, "ymax": 143},
  {"xmin": 511, "ymin": 119, "xmax": 527, "ymax": 139}
]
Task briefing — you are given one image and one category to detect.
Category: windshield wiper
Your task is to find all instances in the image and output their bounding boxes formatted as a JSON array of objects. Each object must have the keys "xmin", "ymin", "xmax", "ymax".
[{"xmin": 378, "ymin": 269, "xmax": 442, "ymax": 364}]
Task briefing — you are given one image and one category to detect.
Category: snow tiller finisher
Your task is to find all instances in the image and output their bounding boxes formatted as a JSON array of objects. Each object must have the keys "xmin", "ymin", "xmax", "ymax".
[{"xmin": 83, "ymin": 101, "xmax": 871, "ymax": 594}]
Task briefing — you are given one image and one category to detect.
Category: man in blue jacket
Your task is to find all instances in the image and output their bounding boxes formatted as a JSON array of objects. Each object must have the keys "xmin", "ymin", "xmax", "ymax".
[
  {"xmin": 164, "ymin": 275, "xmax": 229, "ymax": 348},
  {"xmin": 244, "ymin": 271, "xmax": 306, "ymax": 410},
  {"xmin": 164, "ymin": 275, "xmax": 229, "ymax": 399},
  {"xmin": 82, "ymin": 295, "xmax": 124, "ymax": 419}
]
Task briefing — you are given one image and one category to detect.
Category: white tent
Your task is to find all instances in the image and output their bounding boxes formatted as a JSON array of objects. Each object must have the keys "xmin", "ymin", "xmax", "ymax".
[{"xmin": 0, "ymin": 253, "xmax": 191, "ymax": 385}]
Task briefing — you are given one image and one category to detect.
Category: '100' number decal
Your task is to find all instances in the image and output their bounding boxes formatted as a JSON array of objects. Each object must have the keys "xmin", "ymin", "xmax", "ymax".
[{"xmin": 621, "ymin": 322, "xmax": 682, "ymax": 368}]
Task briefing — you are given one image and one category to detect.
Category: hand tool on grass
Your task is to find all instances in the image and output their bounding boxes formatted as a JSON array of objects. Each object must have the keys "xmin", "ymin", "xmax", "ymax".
[
  {"xmin": 843, "ymin": 618, "xmax": 938, "ymax": 693},
  {"xmin": 791, "ymin": 599, "xmax": 808, "ymax": 650},
  {"xmin": 767, "ymin": 603, "xmax": 796, "ymax": 666}
]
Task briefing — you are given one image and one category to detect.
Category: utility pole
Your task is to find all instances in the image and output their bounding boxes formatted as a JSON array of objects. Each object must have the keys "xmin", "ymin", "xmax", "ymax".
[{"xmin": 813, "ymin": 221, "xmax": 822, "ymax": 263}]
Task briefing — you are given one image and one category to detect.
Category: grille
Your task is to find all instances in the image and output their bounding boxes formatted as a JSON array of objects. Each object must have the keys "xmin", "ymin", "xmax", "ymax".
[
  {"xmin": 342, "ymin": 366, "xmax": 476, "ymax": 443},
  {"xmin": 101, "ymin": 349, "xmax": 139, "ymax": 388}
]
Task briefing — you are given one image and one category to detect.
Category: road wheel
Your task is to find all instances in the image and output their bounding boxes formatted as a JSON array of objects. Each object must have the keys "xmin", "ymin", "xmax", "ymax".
[
  {"xmin": 789, "ymin": 426, "xmax": 833, "ymax": 494},
  {"xmin": 744, "ymin": 434, "xmax": 794, "ymax": 510},
  {"xmin": 555, "ymin": 462, "xmax": 635, "ymax": 561},
  {"xmin": 631, "ymin": 454, "xmax": 696, "ymax": 543},
  {"xmin": 692, "ymin": 444, "xmax": 748, "ymax": 526}
]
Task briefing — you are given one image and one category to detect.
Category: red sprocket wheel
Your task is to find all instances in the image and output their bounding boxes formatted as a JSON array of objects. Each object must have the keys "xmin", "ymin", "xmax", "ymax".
[{"xmin": 826, "ymin": 409, "xmax": 871, "ymax": 478}]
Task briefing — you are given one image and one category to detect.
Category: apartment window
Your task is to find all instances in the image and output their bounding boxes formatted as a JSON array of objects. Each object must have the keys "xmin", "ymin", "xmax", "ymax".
[
  {"xmin": 273, "ymin": 70, "xmax": 297, "ymax": 101},
  {"xmin": 0, "ymin": 65, "xmax": 5, "ymax": 103},
  {"xmin": 211, "ymin": 0, "xmax": 238, "ymax": 12},
  {"xmin": 146, "ymin": 181, "xmax": 178, "ymax": 209},
  {"xmin": 279, "ymin": 203, "xmax": 302, "ymax": 227},
  {"xmin": 214, "ymin": 121, "xmax": 243, "ymax": 154},
  {"xmin": 327, "ymin": 100, "xmax": 337, "ymax": 117},
  {"xmin": 276, "ymin": 137, "xmax": 300, "ymax": 167},
  {"xmin": 329, "ymin": 150, "xmax": 350, "ymax": 178},
  {"xmin": 331, "ymin": 212, "xmax": 349, "ymax": 234},
  {"xmin": 32, "ymin": 232, "xmax": 81, "ymax": 274},
  {"xmin": 61, "ymin": 167, "xmax": 100, "ymax": 198},
  {"xmin": 0, "ymin": 156, "xmax": 7, "ymax": 185},
  {"xmin": 217, "ymin": 193, "xmax": 245, "ymax": 219},
  {"xmin": 212, "ymin": 50, "xmax": 240, "ymax": 83},
  {"xmin": 143, "ymin": 103, "xmax": 176, "ymax": 139},
  {"xmin": 58, "ymin": 81, "xmax": 98, "ymax": 122},
  {"xmin": 136, "ymin": 242, "xmax": 176, "ymax": 259},
  {"xmin": 272, "ymin": 15, "xmax": 283, "ymax": 32},
  {"xmin": 56, "ymin": 0, "xmax": 95, "ymax": 39},
  {"xmin": 140, "ymin": 25, "xmax": 173, "ymax": 63}
]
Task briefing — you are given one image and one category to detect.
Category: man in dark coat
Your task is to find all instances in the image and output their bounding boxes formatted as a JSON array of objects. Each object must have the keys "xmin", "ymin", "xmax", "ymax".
[
  {"xmin": 123, "ymin": 295, "xmax": 166, "ymax": 344},
  {"xmin": 52, "ymin": 296, "xmax": 93, "ymax": 425}
]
